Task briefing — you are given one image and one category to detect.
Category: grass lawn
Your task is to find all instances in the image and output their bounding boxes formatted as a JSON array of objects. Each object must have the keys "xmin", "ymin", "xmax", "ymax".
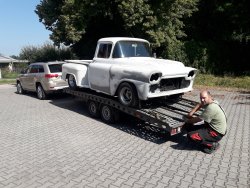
[
  {"xmin": 0, "ymin": 70, "xmax": 18, "ymax": 85},
  {"xmin": 0, "ymin": 79, "xmax": 16, "ymax": 85},
  {"xmin": 194, "ymin": 74, "xmax": 250, "ymax": 91}
]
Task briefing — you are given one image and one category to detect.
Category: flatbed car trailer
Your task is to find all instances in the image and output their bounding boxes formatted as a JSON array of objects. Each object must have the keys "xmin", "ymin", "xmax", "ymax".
[{"xmin": 63, "ymin": 88, "xmax": 201, "ymax": 136}]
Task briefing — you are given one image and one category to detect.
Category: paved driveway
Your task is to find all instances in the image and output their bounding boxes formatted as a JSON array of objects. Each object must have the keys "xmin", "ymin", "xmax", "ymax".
[{"xmin": 0, "ymin": 84, "xmax": 249, "ymax": 188}]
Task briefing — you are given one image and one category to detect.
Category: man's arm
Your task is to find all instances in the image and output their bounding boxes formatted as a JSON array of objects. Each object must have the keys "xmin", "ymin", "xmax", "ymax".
[
  {"xmin": 184, "ymin": 103, "xmax": 204, "ymax": 124},
  {"xmin": 187, "ymin": 103, "xmax": 203, "ymax": 118}
]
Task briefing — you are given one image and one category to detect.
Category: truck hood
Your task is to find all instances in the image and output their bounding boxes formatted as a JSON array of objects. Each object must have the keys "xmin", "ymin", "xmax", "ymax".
[{"xmin": 113, "ymin": 57, "xmax": 195, "ymax": 77}]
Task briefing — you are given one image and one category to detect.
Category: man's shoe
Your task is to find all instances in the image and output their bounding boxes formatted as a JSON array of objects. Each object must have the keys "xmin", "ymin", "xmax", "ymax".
[{"xmin": 203, "ymin": 142, "xmax": 220, "ymax": 154}]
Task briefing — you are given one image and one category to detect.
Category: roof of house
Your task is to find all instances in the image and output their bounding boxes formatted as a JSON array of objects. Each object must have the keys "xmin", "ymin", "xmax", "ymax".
[
  {"xmin": 0, "ymin": 55, "xmax": 28, "ymax": 63},
  {"xmin": 0, "ymin": 55, "xmax": 16, "ymax": 63}
]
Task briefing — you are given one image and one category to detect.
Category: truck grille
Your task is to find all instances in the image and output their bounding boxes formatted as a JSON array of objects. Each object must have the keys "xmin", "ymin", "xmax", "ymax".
[
  {"xmin": 159, "ymin": 78, "xmax": 190, "ymax": 91},
  {"xmin": 150, "ymin": 77, "xmax": 190, "ymax": 93}
]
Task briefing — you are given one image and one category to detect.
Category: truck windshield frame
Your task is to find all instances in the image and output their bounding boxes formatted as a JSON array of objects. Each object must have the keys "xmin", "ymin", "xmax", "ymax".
[{"xmin": 112, "ymin": 41, "xmax": 152, "ymax": 58}]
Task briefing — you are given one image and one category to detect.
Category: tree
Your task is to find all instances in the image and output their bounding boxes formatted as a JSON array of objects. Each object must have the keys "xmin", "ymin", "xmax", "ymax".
[
  {"xmin": 19, "ymin": 42, "xmax": 77, "ymax": 63},
  {"xmin": 185, "ymin": 0, "xmax": 250, "ymax": 75},
  {"xmin": 35, "ymin": 0, "xmax": 198, "ymax": 60}
]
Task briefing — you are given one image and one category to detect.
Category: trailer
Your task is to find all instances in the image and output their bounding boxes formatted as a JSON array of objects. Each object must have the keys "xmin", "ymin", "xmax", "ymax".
[{"xmin": 63, "ymin": 88, "xmax": 201, "ymax": 136}]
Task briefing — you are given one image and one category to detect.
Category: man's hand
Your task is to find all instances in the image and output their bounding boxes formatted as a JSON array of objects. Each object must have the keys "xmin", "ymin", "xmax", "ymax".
[
  {"xmin": 187, "ymin": 112, "xmax": 193, "ymax": 118},
  {"xmin": 186, "ymin": 103, "xmax": 203, "ymax": 120},
  {"xmin": 183, "ymin": 114, "xmax": 192, "ymax": 121}
]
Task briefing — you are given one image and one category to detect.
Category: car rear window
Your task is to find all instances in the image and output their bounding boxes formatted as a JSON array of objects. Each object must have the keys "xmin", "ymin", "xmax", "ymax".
[{"xmin": 48, "ymin": 64, "xmax": 62, "ymax": 73}]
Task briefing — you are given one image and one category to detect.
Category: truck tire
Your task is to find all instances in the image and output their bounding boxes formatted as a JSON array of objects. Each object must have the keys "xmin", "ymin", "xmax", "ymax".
[
  {"xmin": 118, "ymin": 82, "xmax": 139, "ymax": 107},
  {"xmin": 100, "ymin": 104, "xmax": 119, "ymax": 124},
  {"xmin": 36, "ymin": 84, "xmax": 46, "ymax": 100},
  {"xmin": 87, "ymin": 100, "xmax": 100, "ymax": 118},
  {"xmin": 68, "ymin": 74, "xmax": 77, "ymax": 90}
]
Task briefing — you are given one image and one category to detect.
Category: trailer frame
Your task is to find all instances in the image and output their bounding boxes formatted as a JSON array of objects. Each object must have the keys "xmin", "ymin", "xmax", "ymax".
[{"xmin": 63, "ymin": 88, "xmax": 201, "ymax": 136}]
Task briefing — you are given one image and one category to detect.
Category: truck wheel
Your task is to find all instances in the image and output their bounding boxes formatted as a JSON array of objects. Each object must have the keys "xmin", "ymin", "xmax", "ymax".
[
  {"xmin": 87, "ymin": 100, "xmax": 100, "ymax": 118},
  {"xmin": 100, "ymin": 105, "xmax": 119, "ymax": 124},
  {"xmin": 16, "ymin": 82, "xmax": 25, "ymax": 94},
  {"xmin": 36, "ymin": 84, "xmax": 46, "ymax": 100},
  {"xmin": 68, "ymin": 74, "xmax": 77, "ymax": 90},
  {"xmin": 118, "ymin": 82, "xmax": 139, "ymax": 107}
]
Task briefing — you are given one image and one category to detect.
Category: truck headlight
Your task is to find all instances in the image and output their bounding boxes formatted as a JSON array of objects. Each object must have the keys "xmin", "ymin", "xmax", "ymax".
[
  {"xmin": 149, "ymin": 73, "xmax": 162, "ymax": 83},
  {"xmin": 188, "ymin": 70, "xmax": 195, "ymax": 77}
]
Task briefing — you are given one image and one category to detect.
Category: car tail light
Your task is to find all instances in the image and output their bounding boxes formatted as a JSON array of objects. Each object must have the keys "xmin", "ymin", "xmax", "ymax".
[{"xmin": 45, "ymin": 74, "xmax": 59, "ymax": 78}]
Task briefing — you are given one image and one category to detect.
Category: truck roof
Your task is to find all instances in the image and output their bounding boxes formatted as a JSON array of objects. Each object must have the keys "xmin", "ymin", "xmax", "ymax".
[{"xmin": 98, "ymin": 37, "xmax": 149, "ymax": 44}]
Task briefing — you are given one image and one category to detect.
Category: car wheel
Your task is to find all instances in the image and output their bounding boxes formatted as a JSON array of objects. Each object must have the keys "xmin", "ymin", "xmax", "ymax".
[
  {"xmin": 16, "ymin": 82, "xmax": 25, "ymax": 94},
  {"xmin": 100, "ymin": 104, "xmax": 119, "ymax": 124},
  {"xmin": 68, "ymin": 74, "xmax": 77, "ymax": 90},
  {"xmin": 118, "ymin": 82, "xmax": 139, "ymax": 107},
  {"xmin": 87, "ymin": 100, "xmax": 100, "ymax": 118},
  {"xmin": 36, "ymin": 84, "xmax": 46, "ymax": 100}
]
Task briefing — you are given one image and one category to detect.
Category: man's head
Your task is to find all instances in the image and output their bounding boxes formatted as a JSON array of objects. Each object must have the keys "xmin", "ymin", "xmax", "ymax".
[{"xmin": 200, "ymin": 90, "xmax": 213, "ymax": 105}]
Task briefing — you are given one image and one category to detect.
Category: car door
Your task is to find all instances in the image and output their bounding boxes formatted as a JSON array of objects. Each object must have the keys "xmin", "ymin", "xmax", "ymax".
[
  {"xmin": 88, "ymin": 43, "xmax": 113, "ymax": 95},
  {"xmin": 19, "ymin": 66, "xmax": 31, "ymax": 90},
  {"xmin": 25, "ymin": 65, "xmax": 38, "ymax": 91}
]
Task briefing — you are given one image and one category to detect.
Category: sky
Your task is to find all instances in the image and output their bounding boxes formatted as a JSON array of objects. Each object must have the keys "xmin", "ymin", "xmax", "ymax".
[{"xmin": 0, "ymin": 0, "xmax": 51, "ymax": 56}]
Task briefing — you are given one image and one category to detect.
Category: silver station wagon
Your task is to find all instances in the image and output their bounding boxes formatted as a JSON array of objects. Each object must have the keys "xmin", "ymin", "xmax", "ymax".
[{"xmin": 16, "ymin": 61, "xmax": 68, "ymax": 99}]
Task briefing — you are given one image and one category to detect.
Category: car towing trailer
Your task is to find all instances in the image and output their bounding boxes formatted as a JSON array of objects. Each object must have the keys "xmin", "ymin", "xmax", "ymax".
[{"xmin": 63, "ymin": 88, "xmax": 201, "ymax": 136}]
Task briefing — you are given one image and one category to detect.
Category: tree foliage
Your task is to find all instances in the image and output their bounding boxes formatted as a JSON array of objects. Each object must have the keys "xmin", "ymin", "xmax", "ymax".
[
  {"xmin": 185, "ymin": 0, "xmax": 250, "ymax": 75},
  {"xmin": 35, "ymin": 0, "xmax": 250, "ymax": 75},
  {"xmin": 19, "ymin": 42, "xmax": 77, "ymax": 63},
  {"xmin": 35, "ymin": 0, "xmax": 198, "ymax": 60}
]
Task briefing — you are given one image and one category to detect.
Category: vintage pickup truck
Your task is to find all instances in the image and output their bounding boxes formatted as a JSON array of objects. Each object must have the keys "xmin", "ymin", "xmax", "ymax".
[{"xmin": 62, "ymin": 37, "xmax": 197, "ymax": 107}]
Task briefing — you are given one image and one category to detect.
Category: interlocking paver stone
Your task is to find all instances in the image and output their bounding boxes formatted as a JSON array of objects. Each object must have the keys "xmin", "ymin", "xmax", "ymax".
[{"xmin": 0, "ymin": 84, "xmax": 249, "ymax": 187}]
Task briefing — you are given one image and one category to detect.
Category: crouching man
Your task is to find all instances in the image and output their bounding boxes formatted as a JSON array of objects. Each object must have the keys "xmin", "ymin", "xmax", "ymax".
[{"xmin": 184, "ymin": 90, "xmax": 227, "ymax": 154}]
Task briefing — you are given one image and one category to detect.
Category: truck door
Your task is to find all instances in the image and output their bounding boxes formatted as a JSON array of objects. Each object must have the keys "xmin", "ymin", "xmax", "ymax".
[{"xmin": 88, "ymin": 43, "xmax": 113, "ymax": 95}]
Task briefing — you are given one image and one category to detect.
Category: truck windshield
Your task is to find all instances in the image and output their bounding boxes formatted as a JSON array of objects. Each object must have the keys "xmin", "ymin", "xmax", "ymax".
[{"xmin": 112, "ymin": 41, "xmax": 152, "ymax": 58}]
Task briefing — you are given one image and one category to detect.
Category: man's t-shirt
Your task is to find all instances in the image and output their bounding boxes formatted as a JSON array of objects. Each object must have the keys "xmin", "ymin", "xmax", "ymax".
[{"xmin": 200, "ymin": 101, "xmax": 227, "ymax": 135}]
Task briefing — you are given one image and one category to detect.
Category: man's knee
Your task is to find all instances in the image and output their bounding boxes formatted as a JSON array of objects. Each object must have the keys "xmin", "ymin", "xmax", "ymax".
[{"xmin": 188, "ymin": 132, "xmax": 202, "ymax": 142}]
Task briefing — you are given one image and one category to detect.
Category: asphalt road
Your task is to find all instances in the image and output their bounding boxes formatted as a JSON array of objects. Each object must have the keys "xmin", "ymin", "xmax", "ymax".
[{"xmin": 0, "ymin": 84, "xmax": 249, "ymax": 188}]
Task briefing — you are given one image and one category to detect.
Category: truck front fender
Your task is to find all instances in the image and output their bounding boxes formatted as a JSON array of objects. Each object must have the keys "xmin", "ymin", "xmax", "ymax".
[{"xmin": 110, "ymin": 79, "xmax": 149, "ymax": 101}]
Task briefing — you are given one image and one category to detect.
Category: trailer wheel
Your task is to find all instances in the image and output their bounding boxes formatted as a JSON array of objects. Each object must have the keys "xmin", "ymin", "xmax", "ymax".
[
  {"xmin": 87, "ymin": 100, "xmax": 100, "ymax": 118},
  {"xmin": 68, "ymin": 74, "xmax": 77, "ymax": 90},
  {"xmin": 100, "ymin": 104, "xmax": 119, "ymax": 124},
  {"xmin": 118, "ymin": 82, "xmax": 139, "ymax": 107}
]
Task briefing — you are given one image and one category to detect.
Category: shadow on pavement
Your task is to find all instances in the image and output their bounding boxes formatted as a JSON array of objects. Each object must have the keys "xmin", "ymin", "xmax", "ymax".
[
  {"xmin": 170, "ymin": 135, "xmax": 201, "ymax": 152},
  {"xmin": 14, "ymin": 90, "xmax": 71, "ymax": 100},
  {"xmin": 14, "ymin": 90, "xmax": 203, "ymax": 149},
  {"xmin": 49, "ymin": 95, "xmax": 181, "ymax": 145}
]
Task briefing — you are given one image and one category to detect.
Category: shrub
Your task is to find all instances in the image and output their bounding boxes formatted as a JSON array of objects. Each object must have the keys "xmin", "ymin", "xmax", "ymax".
[{"xmin": 1, "ymin": 69, "xmax": 19, "ymax": 79}]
